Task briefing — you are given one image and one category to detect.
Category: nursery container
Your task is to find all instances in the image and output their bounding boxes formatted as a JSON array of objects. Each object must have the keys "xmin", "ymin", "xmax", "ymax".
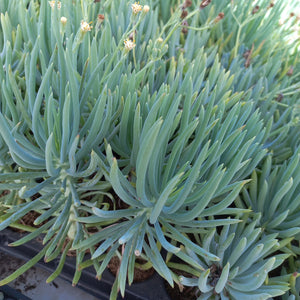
[{"xmin": 0, "ymin": 229, "xmax": 171, "ymax": 300}]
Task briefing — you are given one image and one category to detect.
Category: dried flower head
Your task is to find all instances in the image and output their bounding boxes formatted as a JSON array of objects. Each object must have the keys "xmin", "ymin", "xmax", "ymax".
[
  {"xmin": 143, "ymin": 5, "xmax": 150, "ymax": 13},
  {"xmin": 98, "ymin": 14, "xmax": 105, "ymax": 22},
  {"xmin": 80, "ymin": 20, "xmax": 93, "ymax": 32},
  {"xmin": 181, "ymin": 10, "xmax": 188, "ymax": 19},
  {"xmin": 132, "ymin": 2, "xmax": 143, "ymax": 14},
  {"xmin": 181, "ymin": 20, "xmax": 189, "ymax": 34},
  {"xmin": 252, "ymin": 5, "xmax": 260, "ymax": 14},
  {"xmin": 200, "ymin": 0, "xmax": 211, "ymax": 9},
  {"xmin": 49, "ymin": 1, "xmax": 61, "ymax": 9},
  {"xmin": 243, "ymin": 44, "xmax": 254, "ymax": 68},
  {"xmin": 129, "ymin": 30, "xmax": 137, "ymax": 41},
  {"xmin": 287, "ymin": 67, "xmax": 293, "ymax": 76},
  {"xmin": 214, "ymin": 12, "xmax": 225, "ymax": 23},
  {"xmin": 124, "ymin": 39, "xmax": 136, "ymax": 51},
  {"xmin": 276, "ymin": 93, "xmax": 284, "ymax": 102},
  {"xmin": 183, "ymin": 0, "xmax": 192, "ymax": 8}
]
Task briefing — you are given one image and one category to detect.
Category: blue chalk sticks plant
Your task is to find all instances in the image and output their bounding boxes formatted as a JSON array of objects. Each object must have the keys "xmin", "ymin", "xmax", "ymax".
[{"xmin": 0, "ymin": 0, "xmax": 299, "ymax": 299}]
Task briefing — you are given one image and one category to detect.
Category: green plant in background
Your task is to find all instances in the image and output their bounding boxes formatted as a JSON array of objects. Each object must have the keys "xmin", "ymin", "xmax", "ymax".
[
  {"xmin": 236, "ymin": 149, "xmax": 300, "ymax": 239},
  {"xmin": 0, "ymin": 0, "xmax": 299, "ymax": 299},
  {"xmin": 235, "ymin": 148, "xmax": 300, "ymax": 299}
]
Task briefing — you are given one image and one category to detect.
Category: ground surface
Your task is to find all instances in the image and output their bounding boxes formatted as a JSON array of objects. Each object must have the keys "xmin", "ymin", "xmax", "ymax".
[{"xmin": 0, "ymin": 252, "xmax": 98, "ymax": 300}]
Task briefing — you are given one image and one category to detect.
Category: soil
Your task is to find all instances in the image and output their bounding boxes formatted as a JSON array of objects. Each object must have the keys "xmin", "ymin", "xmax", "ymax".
[
  {"xmin": 107, "ymin": 255, "xmax": 155, "ymax": 283},
  {"xmin": 19, "ymin": 211, "xmax": 42, "ymax": 228},
  {"xmin": 9, "ymin": 210, "xmax": 45, "ymax": 233},
  {"xmin": 104, "ymin": 189, "xmax": 130, "ymax": 211},
  {"xmin": 164, "ymin": 269, "xmax": 198, "ymax": 300}
]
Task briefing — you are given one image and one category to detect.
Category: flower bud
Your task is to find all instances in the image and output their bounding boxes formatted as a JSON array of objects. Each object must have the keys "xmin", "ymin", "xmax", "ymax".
[
  {"xmin": 143, "ymin": 5, "xmax": 150, "ymax": 13},
  {"xmin": 61, "ymin": 16, "xmax": 67, "ymax": 25}
]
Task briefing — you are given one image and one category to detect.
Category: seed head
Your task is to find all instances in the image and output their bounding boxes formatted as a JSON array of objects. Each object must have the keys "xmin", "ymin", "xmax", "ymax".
[
  {"xmin": 80, "ymin": 20, "xmax": 93, "ymax": 32},
  {"xmin": 214, "ymin": 12, "xmax": 225, "ymax": 23},
  {"xmin": 48, "ymin": 1, "xmax": 61, "ymax": 9},
  {"xmin": 98, "ymin": 14, "xmax": 105, "ymax": 22},
  {"xmin": 181, "ymin": 10, "xmax": 188, "ymax": 19},
  {"xmin": 129, "ymin": 30, "xmax": 137, "ymax": 41},
  {"xmin": 181, "ymin": 20, "xmax": 189, "ymax": 34},
  {"xmin": 132, "ymin": 2, "xmax": 143, "ymax": 14},
  {"xmin": 183, "ymin": 0, "xmax": 192, "ymax": 8},
  {"xmin": 252, "ymin": 5, "xmax": 260, "ymax": 14},
  {"xmin": 287, "ymin": 67, "xmax": 293, "ymax": 76},
  {"xmin": 276, "ymin": 93, "xmax": 283, "ymax": 102},
  {"xmin": 124, "ymin": 39, "xmax": 136, "ymax": 51},
  {"xmin": 200, "ymin": 0, "xmax": 211, "ymax": 9}
]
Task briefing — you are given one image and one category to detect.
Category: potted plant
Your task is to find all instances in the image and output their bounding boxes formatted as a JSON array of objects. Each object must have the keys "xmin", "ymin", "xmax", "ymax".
[{"xmin": 0, "ymin": 0, "xmax": 299, "ymax": 299}]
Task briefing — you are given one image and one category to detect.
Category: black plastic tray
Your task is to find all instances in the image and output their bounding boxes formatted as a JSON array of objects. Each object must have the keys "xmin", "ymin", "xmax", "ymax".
[
  {"xmin": 0, "ymin": 285, "xmax": 31, "ymax": 300},
  {"xmin": 0, "ymin": 229, "xmax": 170, "ymax": 300}
]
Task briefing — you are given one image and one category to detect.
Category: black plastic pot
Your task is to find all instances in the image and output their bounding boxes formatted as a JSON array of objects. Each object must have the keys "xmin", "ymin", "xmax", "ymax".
[
  {"xmin": 0, "ymin": 229, "xmax": 170, "ymax": 300},
  {"xmin": 0, "ymin": 285, "xmax": 31, "ymax": 300}
]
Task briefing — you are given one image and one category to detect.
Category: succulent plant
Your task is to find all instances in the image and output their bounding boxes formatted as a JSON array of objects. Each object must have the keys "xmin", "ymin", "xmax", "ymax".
[
  {"xmin": 75, "ymin": 58, "xmax": 268, "ymax": 295},
  {"xmin": 0, "ymin": 0, "xmax": 299, "ymax": 299},
  {"xmin": 177, "ymin": 220, "xmax": 291, "ymax": 300},
  {"xmin": 236, "ymin": 148, "xmax": 300, "ymax": 239}
]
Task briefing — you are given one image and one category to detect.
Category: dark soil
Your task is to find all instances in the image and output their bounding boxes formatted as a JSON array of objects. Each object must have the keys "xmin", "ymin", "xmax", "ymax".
[
  {"xmin": 108, "ymin": 256, "xmax": 155, "ymax": 283},
  {"xmin": 164, "ymin": 269, "xmax": 198, "ymax": 300},
  {"xmin": 9, "ymin": 211, "xmax": 44, "ymax": 233}
]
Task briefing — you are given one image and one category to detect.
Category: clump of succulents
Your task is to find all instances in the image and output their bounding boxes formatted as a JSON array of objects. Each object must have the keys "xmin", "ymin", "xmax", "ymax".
[
  {"xmin": 175, "ymin": 219, "xmax": 291, "ymax": 299},
  {"xmin": 236, "ymin": 149, "xmax": 300, "ymax": 239},
  {"xmin": 0, "ymin": 0, "xmax": 299, "ymax": 299}
]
